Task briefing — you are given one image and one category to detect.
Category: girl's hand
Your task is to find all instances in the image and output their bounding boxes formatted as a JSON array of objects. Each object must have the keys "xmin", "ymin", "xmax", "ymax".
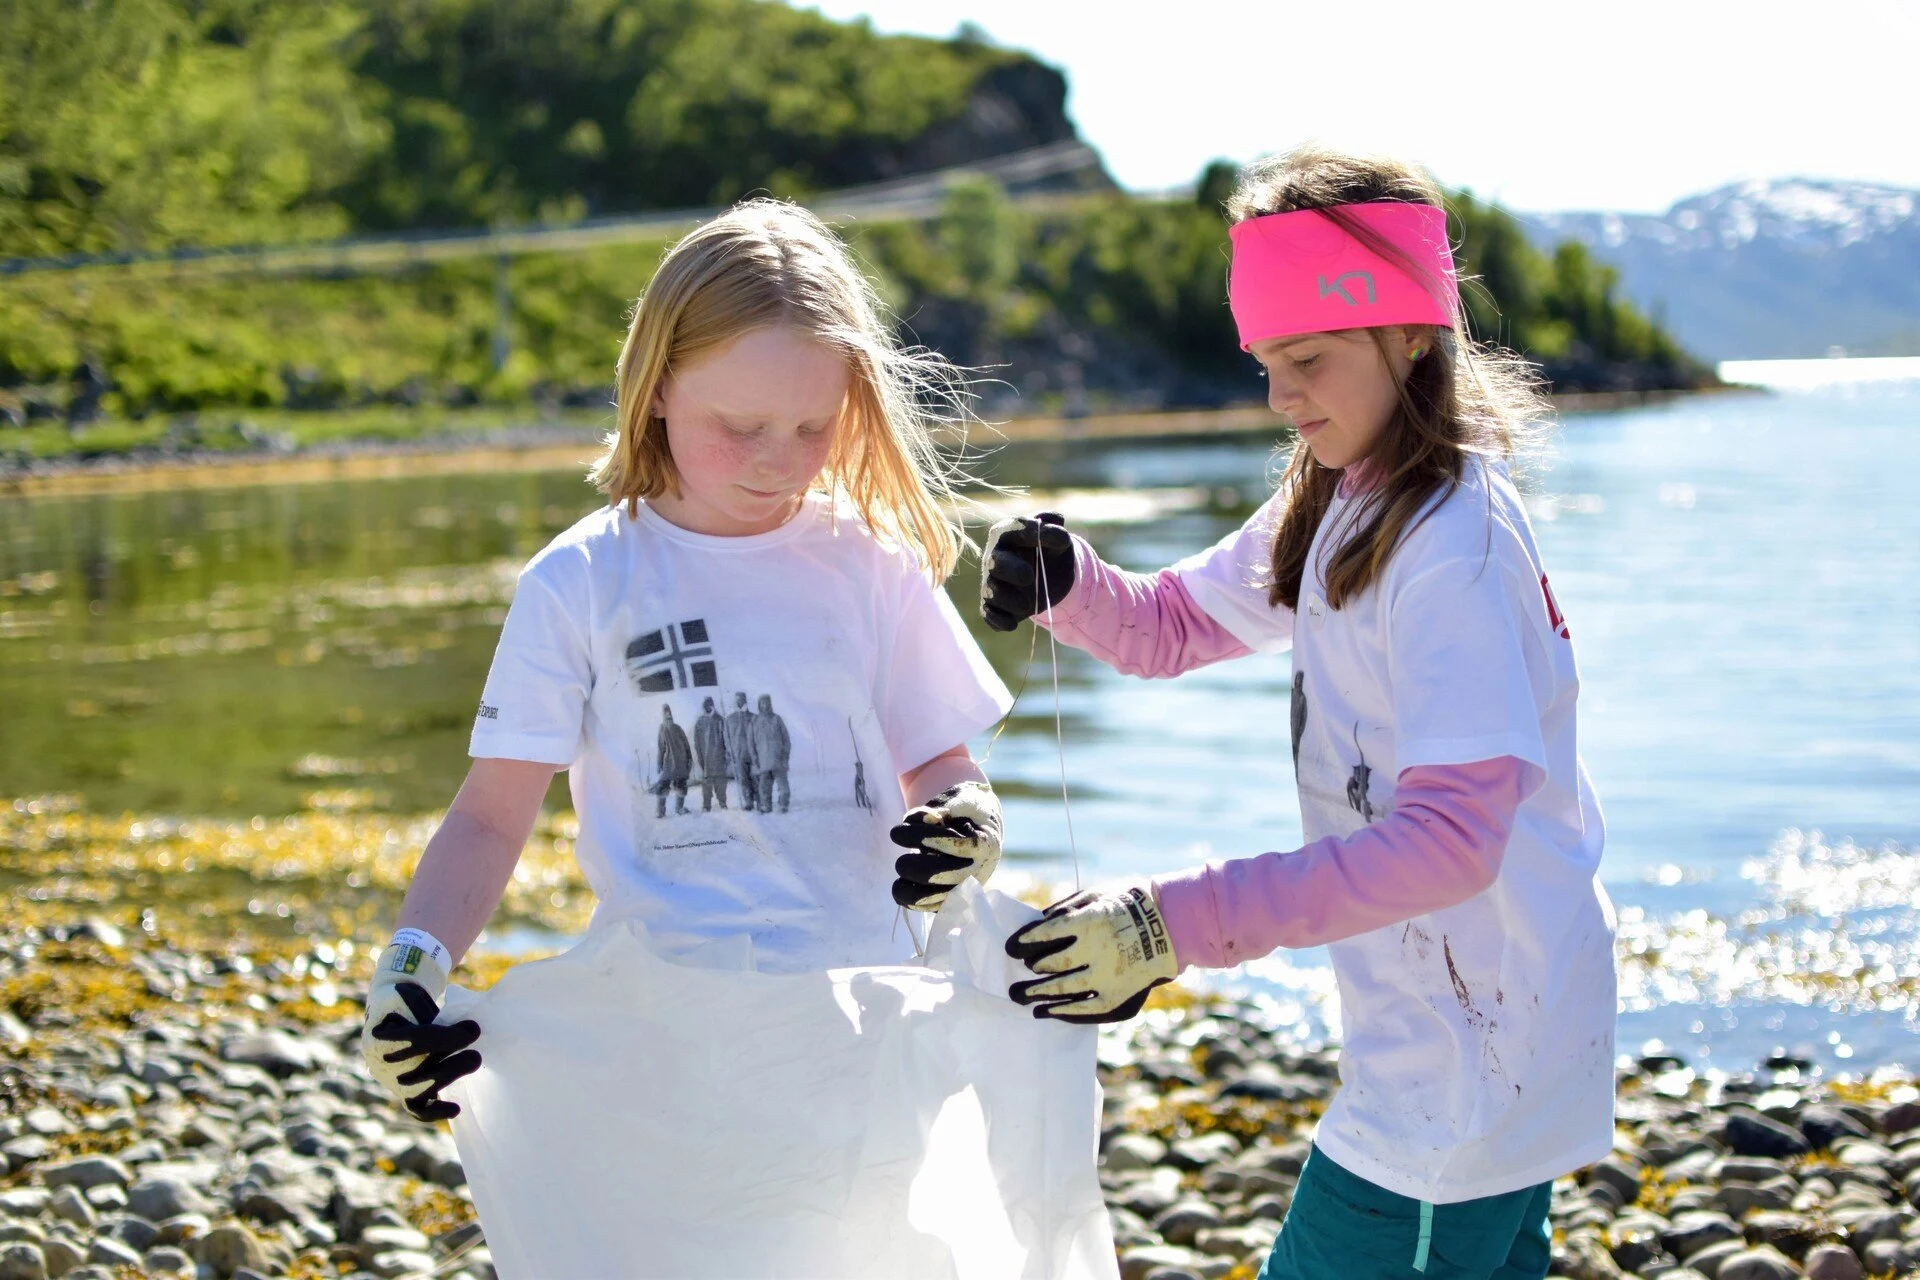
[
  {"xmin": 981, "ymin": 513, "xmax": 1076, "ymax": 632},
  {"xmin": 889, "ymin": 781, "xmax": 1003, "ymax": 911},
  {"xmin": 361, "ymin": 931, "xmax": 482, "ymax": 1121},
  {"xmin": 1004, "ymin": 885, "xmax": 1179, "ymax": 1023}
]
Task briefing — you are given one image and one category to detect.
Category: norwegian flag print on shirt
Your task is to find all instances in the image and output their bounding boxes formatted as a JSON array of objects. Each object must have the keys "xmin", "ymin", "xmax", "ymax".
[{"xmin": 627, "ymin": 619, "xmax": 717, "ymax": 693}]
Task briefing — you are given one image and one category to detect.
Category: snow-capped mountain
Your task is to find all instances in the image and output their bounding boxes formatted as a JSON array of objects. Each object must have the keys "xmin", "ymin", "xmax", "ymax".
[{"xmin": 1523, "ymin": 179, "xmax": 1920, "ymax": 361}]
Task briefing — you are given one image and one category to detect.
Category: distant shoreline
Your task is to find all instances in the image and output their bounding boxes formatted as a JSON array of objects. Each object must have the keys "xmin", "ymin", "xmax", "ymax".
[{"xmin": 1, "ymin": 387, "xmax": 1730, "ymax": 499}]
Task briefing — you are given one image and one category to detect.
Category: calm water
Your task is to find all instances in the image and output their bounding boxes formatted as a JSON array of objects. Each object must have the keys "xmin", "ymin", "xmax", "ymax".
[{"xmin": 3, "ymin": 384, "xmax": 1917, "ymax": 1072}]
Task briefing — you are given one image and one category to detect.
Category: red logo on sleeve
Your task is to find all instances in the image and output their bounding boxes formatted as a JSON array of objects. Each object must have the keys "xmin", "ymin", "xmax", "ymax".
[{"xmin": 1540, "ymin": 574, "xmax": 1570, "ymax": 639}]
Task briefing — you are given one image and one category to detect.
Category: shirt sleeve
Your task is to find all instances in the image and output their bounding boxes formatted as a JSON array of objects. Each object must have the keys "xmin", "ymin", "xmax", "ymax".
[
  {"xmin": 877, "ymin": 565, "xmax": 1014, "ymax": 775},
  {"xmin": 1037, "ymin": 535, "xmax": 1253, "ymax": 679},
  {"xmin": 1152, "ymin": 757, "xmax": 1540, "ymax": 965},
  {"xmin": 468, "ymin": 564, "xmax": 593, "ymax": 766},
  {"xmin": 1170, "ymin": 495, "xmax": 1295, "ymax": 654},
  {"xmin": 1388, "ymin": 553, "xmax": 1550, "ymax": 774}
]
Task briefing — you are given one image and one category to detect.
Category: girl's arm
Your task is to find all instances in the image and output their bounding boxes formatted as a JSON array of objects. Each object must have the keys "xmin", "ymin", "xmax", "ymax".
[
  {"xmin": 898, "ymin": 743, "xmax": 985, "ymax": 807},
  {"xmin": 1152, "ymin": 756, "xmax": 1537, "ymax": 966},
  {"xmin": 1037, "ymin": 536, "xmax": 1251, "ymax": 679},
  {"xmin": 396, "ymin": 756, "xmax": 562, "ymax": 964}
]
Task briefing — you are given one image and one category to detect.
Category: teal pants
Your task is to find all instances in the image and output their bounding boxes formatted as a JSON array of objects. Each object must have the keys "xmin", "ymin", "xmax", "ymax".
[{"xmin": 1257, "ymin": 1145, "xmax": 1552, "ymax": 1280}]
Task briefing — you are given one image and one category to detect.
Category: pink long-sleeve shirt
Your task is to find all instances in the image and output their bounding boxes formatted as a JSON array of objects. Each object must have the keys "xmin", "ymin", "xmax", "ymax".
[{"xmin": 1035, "ymin": 534, "xmax": 1532, "ymax": 968}]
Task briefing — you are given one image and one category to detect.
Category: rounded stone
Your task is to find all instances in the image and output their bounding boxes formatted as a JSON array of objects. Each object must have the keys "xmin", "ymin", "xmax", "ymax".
[
  {"xmin": 38, "ymin": 1159, "xmax": 131, "ymax": 1193},
  {"xmin": 1102, "ymin": 1133, "xmax": 1167, "ymax": 1174},
  {"xmin": 1726, "ymin": 1111, "xmax": 1812, "ymax": 1159},
  {"xmin": 1150, "ymin": 1201, "xmax": 1222, "ymax": 1247},
  {"xmin": 0, "ymin": 1243, "xmax": 46, "ymax": 1280},
  {"xmin": 1802, "ymin": 1242, "xmax": 1865, "ymax": 1280},
  {"xmin": 1717, "ymin": 1245, "xmax": 1802, "ymax": 1280},
  {"xmin": 82, "ymin": 1237, "xmax": 141, "ymax": 1271},
  {"xmin": 141, "ymin": 1245, "xmax": 194, "ymax": 1276},
  {"xmin": 1800, "ymin": 1105, "xmax": 1871, "ymax": 1150},
  {"xmin": 192, "ymin": 1224, "xmax": 268, "ymax": 1279},
  {"xmin": 128, "ymin": 1178, "xmax": 213, "ymax": 1224}
]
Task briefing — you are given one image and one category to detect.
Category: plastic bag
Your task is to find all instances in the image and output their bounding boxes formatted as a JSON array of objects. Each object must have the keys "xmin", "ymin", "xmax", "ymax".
[{"xmin": 442, "ymin": 882, "xmax": 1118, "ymax": 1280}]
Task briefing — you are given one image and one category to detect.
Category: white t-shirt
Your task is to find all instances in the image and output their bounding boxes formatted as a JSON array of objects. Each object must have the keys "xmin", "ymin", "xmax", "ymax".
[
  {"xmin": 1175, "ymin": 458, "xmax": 1617, "ymax": 1203},
  {"xmin": 470, "ymin": 495, "xmax": 1012, "ymax": 974}
]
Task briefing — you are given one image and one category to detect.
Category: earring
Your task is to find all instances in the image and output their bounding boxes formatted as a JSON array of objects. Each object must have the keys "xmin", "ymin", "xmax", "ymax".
[{"xmin": 1408, "ymin": 347, "xmax": 1427, "ymax": 362}]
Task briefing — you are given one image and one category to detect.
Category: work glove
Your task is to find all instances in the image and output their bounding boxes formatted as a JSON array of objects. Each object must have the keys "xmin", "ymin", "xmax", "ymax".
[
  {"xmin": 1004, "ymin": 885, "xmax": 1180, "ymax": 1023},
  {"xmin": 360, "ymin": 930, "xmax": 482, "ymax": 1122},
  {"xmin": 890, "ymin": 781, "xmax": 1003, "ymax": 912},
  {"xmin": 981, "ymin": 512, "xmax": 1076, "ymax": 632}
]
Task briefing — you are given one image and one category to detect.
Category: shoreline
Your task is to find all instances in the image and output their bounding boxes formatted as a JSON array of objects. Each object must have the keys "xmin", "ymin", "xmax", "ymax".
[
  {"xmin": 0, "ymin": 387, "xmax": 1728, "ymax": 500},
  {"xmin": 0, "ymin": 918, "xmax": 1916, "ymax": 1280}
]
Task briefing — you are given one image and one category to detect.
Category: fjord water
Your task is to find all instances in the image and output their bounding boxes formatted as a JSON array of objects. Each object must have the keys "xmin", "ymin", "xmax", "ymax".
[{"xmin": 2, "ymin": 382, "xmax": 1916, "ymax": 1072}]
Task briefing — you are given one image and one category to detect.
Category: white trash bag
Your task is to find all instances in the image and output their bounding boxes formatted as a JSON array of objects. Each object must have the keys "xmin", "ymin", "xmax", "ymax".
[{"xmin": 442, "ymin": 881, "xmax": 1118, "ymax": 1280}]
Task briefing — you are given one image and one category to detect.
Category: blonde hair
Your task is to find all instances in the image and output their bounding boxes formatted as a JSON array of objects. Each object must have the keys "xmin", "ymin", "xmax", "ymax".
[
  {"xmin": 590, "ymin": 199, "xmax": 975, "ymax": 579},
  {"xmin": 1228, "ymin": 144, "xmax": 1548, "ymax": 611}
]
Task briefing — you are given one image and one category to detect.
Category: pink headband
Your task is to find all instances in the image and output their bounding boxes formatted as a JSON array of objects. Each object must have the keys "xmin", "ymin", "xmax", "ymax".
[{"xmin": 1227, "ymin": 202, "xmax": 1458, "ymax": 350}]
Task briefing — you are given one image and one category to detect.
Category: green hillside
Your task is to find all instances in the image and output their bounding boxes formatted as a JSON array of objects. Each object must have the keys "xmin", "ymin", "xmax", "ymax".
[{"xmin": 0, "ymin": 0, "xmax": 1709, "ymax": 448}]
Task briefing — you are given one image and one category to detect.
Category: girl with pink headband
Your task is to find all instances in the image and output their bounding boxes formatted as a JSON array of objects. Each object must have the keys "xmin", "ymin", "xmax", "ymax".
[{"xmin": 984, "ymin": 145, "xmax": 1615, "ymax": 1279}]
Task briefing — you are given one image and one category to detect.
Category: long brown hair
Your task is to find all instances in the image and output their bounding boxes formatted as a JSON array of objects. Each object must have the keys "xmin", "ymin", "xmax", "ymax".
[
  {"xmin": 1228, "ymin": 145, "xmax": 1547, "ymax": 611},
  {"xmin": 590, "ymin": 200, "xmax": 977, "ymax": 580}
]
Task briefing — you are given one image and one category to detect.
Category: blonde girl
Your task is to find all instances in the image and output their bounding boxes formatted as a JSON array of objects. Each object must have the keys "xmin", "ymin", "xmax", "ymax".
[
  {"xmin": 988, "ymin": 146, "xmax": 1616, "ymax": 1280},
  {"xmin": 356, "ymin": 200, "xmax": 1012, "ymax": 1123}
]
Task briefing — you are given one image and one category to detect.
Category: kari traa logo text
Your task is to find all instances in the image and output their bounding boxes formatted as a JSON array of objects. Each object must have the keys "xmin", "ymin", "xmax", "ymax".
[
  {"xmin": 627, "ymin": 619, "xmax": 717, "ymax": 693},
  {"xmin": 1317, "ymin": 270, "xmax": 1377, "ymax": 306}
]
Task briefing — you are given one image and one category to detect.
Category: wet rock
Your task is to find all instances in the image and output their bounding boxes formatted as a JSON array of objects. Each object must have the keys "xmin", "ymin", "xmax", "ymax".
[
  {"xmin": 38, "ymin": 1238, "xmax": 80, "ymax": 1279},
  {"xmin": 1879, "ymin": 1101, "xmax": 1920, "ymax": 1136},
  {"xmin": 1119, "ymin": 1245, "xmax": 1209, "ymax": 1280},
  {"xmin": 1801, "ymin": 1242, "xmax": 1864, "ymax": 1280},
  {"xmin": 1553, "ymin": 1230, "xmax": 1625, "ymax": 1279},
  {"xmin": 1717, "ymin": 1155, "xmax": 1789, "ymax": 1183},
  {"xmin": 128, "ymin": 1178, "xmax": 214, "ymax": 1224},
  {"xmin": 1117, "ymin": 1169, "xmax": 1185, "ymax": 1218},
  {"xmin": 44, "ymin": 1190, "xmax": 91, "ymax": 1232},
  {"xmin": 1101, "ymin": 1133, "xmax": 1166, "ymax": 1173},
  {"xmin": 0, "ymin": 1229, "xmax": 40, "ymax": 1249},
  {"xmin": 220, "ymin": 1030, "xmax": 329, "ymax": 1078},
  {"xmin": 76, "ymin": 1188, "xmax": 122, "ymax": 1215},
  {"xmin": 1166, "ymin": 1133, "xmax": 1239, "ymax": 1171},
  {"xmin": 1741, "ymin": 1210, "xmax": 1818, "ymax": 1258},
  {"xmin": 1664, "ymin": 1210, "xmax": 1744, "ymax": 1260},
  {"xmin": 1716, "ymin": 1245, "xmax": 1802, "ymax": 1280},
  {"xmin": 1726, "ymin": 1111, "xmax": 1812, "ymax": 1159},
  {"xmin": 1192, "ymin": 1222, "xmax": 1275, "ymax": 1258},
  {"xmin": 0, "ymin": 1192, "xmax": 49, "ymax": 1219},
  {"xmin": 0, "ymin": 1244, "xmax": 46, "ymax": 1280},
  {"xmin": 0, "ymin": 1139, "xmax": 49, "ymax": 1167},
  {"xmin": 22, "ymin": 1109, "xmax": 72, "ymax": 1138},
  {"xmin": 39, "ymin": 1158, "xmax": 130, "ymax": 1193},
  {"xmin": 100, "ymin": 1214, "xmax": 157, "ymax": 1252},
  {"xmin": 1716, "ymin": 1178, "xmax": 1796, "ymax": 1217},
  {"xmin": 1150, "ymin": 1201, "xmax": 1222, "ymax": 1247},
  {"xmin": 81, "ymin": 1238, "xmax": 140, "ymax": 1271},
  {"xmin": 1799, "ymin": 1105, "xmax": 1870, "ymax": 1150},
  {"xmin": 358, "ymin": 1224, "xmax": 431, "ymax": 1261},
  {"xmin": 1840, "ymin": 1206, "xmax": 1904, "ymax": 1249},
  {"xmin": 1684, "ymin": 1238, "xmax": 1753, "ymax": 1276},
  {"xmin": 1586, "ymin": 1154, "xmax": 1644, "ymax": 1203},
  {"xmin": 141, "ymin": 1245, "xmax": 194, "ymax": 1275},
  {"xmin": 370, "ymin": 1250, "xmax": 436, "ymax": 1279},
  {"xmin": 192, "ymin": 1223, "xmax": 269, "ymax": 1279}
]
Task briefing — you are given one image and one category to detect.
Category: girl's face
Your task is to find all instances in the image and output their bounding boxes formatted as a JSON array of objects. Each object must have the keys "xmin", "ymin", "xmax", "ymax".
[
  {"xmin": 650, "ymin": 326, "xmax": 850, "ymax": 537},
  {"xmin": 1251, "ymin": 326, "xmax": 1418, "ymax": 471}
]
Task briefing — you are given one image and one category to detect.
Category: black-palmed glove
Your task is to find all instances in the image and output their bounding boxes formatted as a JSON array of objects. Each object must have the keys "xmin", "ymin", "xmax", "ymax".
[
  {"xmin": 890, "ymin": 781, "xmax": 1003, "ymax": 912},
  {"xmin": 361, "ymin": 930, "xmax": 482, "ymax": 1122},
  {"xmin": 981, "ymin": 512, "xmax": 1076, "ymax": 632},
  {"xmin": 1004, "ymin": 885, "xmax": 1179, "ymax": 1024}
]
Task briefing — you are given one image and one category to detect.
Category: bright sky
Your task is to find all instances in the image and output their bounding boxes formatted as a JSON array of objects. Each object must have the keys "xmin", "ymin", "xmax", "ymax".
[{"xmin": 805, "ymin": 0, "xmax": 1920, "ymax": 213}]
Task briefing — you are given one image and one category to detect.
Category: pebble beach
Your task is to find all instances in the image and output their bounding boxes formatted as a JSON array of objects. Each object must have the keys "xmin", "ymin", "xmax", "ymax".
[{"xmin": 5, "ymin": 909, "xmax": 1920, "ymax": 1280}]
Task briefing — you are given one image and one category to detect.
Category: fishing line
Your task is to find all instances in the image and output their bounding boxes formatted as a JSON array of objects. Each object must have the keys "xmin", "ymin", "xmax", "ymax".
[{"xmin": 1035, "ymin": 547, "xmax": 1082, "ymax": 892}]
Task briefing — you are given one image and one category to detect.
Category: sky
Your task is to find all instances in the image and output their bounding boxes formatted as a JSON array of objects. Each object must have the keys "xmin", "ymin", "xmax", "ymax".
[{"xmin": 805, "ymin": 0, "xmax": 1920, "ymax": 214}]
